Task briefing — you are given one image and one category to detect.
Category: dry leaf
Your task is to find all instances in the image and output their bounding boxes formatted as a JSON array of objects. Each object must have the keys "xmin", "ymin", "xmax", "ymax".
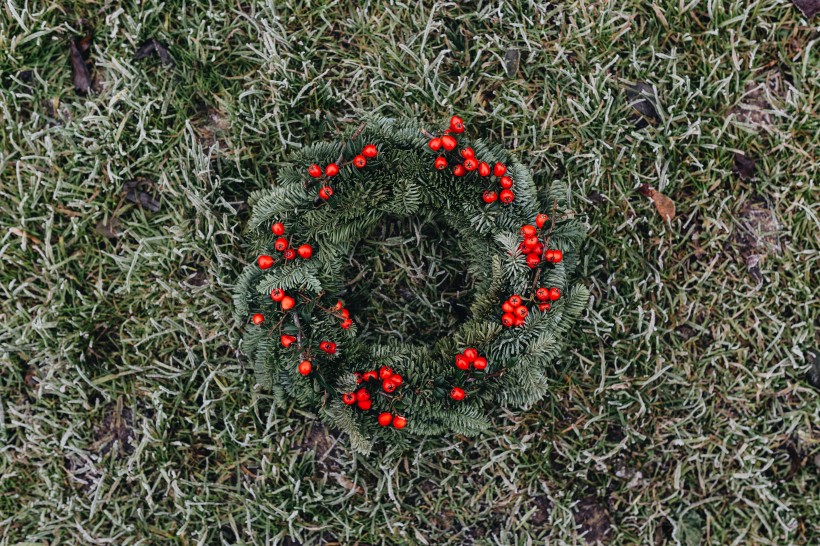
[
  {"xmin": 135, "ymin": 39, "xmax": 174, "ymax": 65},
  {"xmin": 639, "ymin": 184, "xmax": 675, "ymax": 221},
  {"xmin": 733, "ymin": 153, "xmax": 756, "ymax": 181},
  {"xmin": 95, "ymin": 216, "xmax": 120, "ymax": 239},
  {"xmin": 504, "ymin": 48, "xmax": 520, "ymax": 78},
  {"xmin": 793, "ymin": 0, "xmax": 819, "ymax": 18},
  {"xmin": 123, "ymin": 179, "xmax": 161, "ymax": 212},
  {"xmin": 625, "ymin": 82, "xmax": 659, "ymax": 127},
  {"xmin": 69, "ymin": 38, "xmax": 92, "ymax": 94}
]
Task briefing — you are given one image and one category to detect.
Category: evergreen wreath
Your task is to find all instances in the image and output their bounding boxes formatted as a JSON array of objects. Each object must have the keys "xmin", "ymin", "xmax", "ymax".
[{"xmin": 234, "ymin": 115, "xmax": 588, "ymax": 453}]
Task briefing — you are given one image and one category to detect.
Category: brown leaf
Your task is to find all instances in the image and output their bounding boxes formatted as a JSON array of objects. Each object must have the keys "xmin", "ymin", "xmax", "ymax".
[
  {"xmin": 793, "ymin": 0, "xmax": 819, "ymax": 18},
  {"xmin": 77, "ymin": 30, "xmax": 93, "ymax": 53},
  {"xmin": 135, "ymin": 39, "xmax": 174, "ymax": 65},
  {"xmin": 123, "ymin": 179, "xmax": 161, "ymax": 212},
  {"xmin": 504, "ymin": 48, "xmax": 520, "ymax": 78},
  {"xmin": 95, "ymin": 216, "xmax": 120, "ymax": 239},
  {"xmin": 733, "ymin": 153, "xmax": 756, "ymax": 180},
  {"xmin": 69, "ymin": 38, "xmax": 92, "ymax": 94},
  {"xmin": 626, "ymin": 82, "xmax": 659, "ymax": 128},
  {"xmin": 639, "ymin": 184, "xmax": 675, "ymax": 221}
]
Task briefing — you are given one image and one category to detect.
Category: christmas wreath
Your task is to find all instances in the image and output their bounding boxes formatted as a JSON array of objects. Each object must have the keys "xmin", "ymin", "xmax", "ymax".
[{"xmin": 234, "ymin": 116, "xmax": 588, "ymax": 453}]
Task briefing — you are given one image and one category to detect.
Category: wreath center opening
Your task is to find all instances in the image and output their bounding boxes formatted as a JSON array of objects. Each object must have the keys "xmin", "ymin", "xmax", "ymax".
[{"xmin": 341, "ymin": 213, "xmax": 479, "ymax": 345}]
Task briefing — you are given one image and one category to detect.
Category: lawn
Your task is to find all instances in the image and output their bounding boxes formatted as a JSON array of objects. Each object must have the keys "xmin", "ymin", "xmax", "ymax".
[{"xmin": 1, "ymin": 1, "xmax": 818, "ymax": 544}]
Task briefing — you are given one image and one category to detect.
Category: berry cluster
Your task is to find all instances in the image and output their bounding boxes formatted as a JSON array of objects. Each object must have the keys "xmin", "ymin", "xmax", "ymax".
[
  {"xmin": 270, "ymin": 288, "xmax": 296, "ymax": 310},
  {"xmin": 378, "ymin": 412, "xmax": 407, "ymax": 429},
  {"xmin": 500, "ymin": 294, "xmax": 529, "ymax": 328},
  {"xmin": 258, "ymin": 221, "xmax": 313, "ymax": 264},
  {"xmin": 332, "ymin": 299, "xmax": 353, "ymax": 330},
  {"xmin": 535, "ymin": 287, "xmax": 561, "ymax": 312},
  {"xmin": 307, "ymin": 144, "xmax": 378, "ymax": 201},
  {"xmin": 449, "ymin": 348, "xmax": 489, "ymax": 401},
  {"xmin": 341, "ymin": 366, "xmax": 407, "ymax": 428},
  {"xmin": 518, "ymin": 214, "xmax": 562, "ymax": 269},
  {"xmin": 427, "ymin": 116, "xmax": 515, "ymax": 205},
  {"xmin": 453, "ymin": 347, "xmax": 488, "ymax": 371}
]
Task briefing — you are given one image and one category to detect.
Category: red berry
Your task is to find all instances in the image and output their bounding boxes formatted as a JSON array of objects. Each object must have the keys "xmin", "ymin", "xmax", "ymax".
[
  {"xmin": 536, "ymin": 288, "xmax": 550, "ymax": 301},
  {"xmin": 525, "ymin": 236, "xmax": 539, "ymax": 248},
  {"xmin": 357, "ymin": 399, "xmax": 372, "ymax": 411},
  {"xmin": 334, "ymin": 300, "xmax": 344, "ymax": 310},
  {"xmin": 354, "ymin": 372, "xmax": 363, "ymax": 384},
  {"xmin": 319, "ymin": 186, "xmax": 334, "ymax": 200},
  {"xmin": 499, "ymin": 189, "xmax": 514, "ymax": 204},
  {"xmin": 308, "ymin": 164, "xmax": 322, "ymax": 178},
  {"xmin": 538, "ymin": 303, "xmax": 551, "ymax": 312},
  {"xmin": 274, "ymin": 237, "xmax": 289, "ymax": 252},
  {"xmin": 388, "ymin": 374, "xmax": 403, "ymax": 387},
  {"xmin": 281, "ymin": 295, "xmax": 296, "ymax": 310},
  {"xmin": 353, "ymin": 155, "xmax": 367, "ymax": 168},
  {"xmin": 428, "ymin": 138, "xmax": 442, "ymax": 151},
  {"xmin": 343, "ymin": 392, "xmax": 356, "ymax": 405},
  {"xmin": 545, "ymin": 249, "xmax": 555, "ymax": 263},
  {"xmin": 339, "ymin": 308, "xmax": 350, "ymax": 319},
  {"xmin": 378, "ymin": 412, "xmax": 393, "ymax": 426},
  {"xmin": 453, "ymin": 164, "xmax": 466, "ymax": 177},
  {"xmin": 478, "ymin": 162, "xmax": 491, "ymax": 177},
  {"xmin": 473, "ymin": 357, "xmax": 488, "ymax": 370},
  {"xmin": 455, "ymin": 354, "xmax": 470, "ymax": 370},
  {"xmin": 460, "ymin": 147, "xmax": 475, "ymax": 159},
  {"xmin": 535, "ymin": 213, "xmax": 549, "ymax": 228},
  {"xmin": 434, "ymin": 156, "xmax": 448, "ymax": 170},
  {"xmin": 521, "ymin": 224, "xmax": 537, "ymax": 237},
  {"xmin": 499, "ymin": 176, "xmax": 513, "ymax": 189},
  {"xmin": 325, "ymin": 163, "xmax": 339, "ymax": 177},
  {"xmin": 463, "ymin": 158, "xmax": 477, "ymax": 171},
  {"xmin": 271, "ymin": 222, "xmax": 285, "ymax": 235},
  {"xmin": 549, "ymin": 287, "xmax": 561, "ymax": 301},
  {"xmin": 482, "ymin": 190, "xmax": 498, "ymax": 203},
  {"xmin": 441, "ymin": 135, "xmax": 457, "ymax": 151},
  {"xmin": 379, "ymin": 366, "xmax": 393, "ymax": 380},
  {"xmin": 463, "ymin": 348, "xmax": 478, "ymax": 362},
  {"xmin": 283, "ymin": 249, "xmax": 296, "ymax": 260},
  {"xmin": 319, "ymin": 341, "xmax": 336, "ymax": 354},
  {"xmin": 533, "ymin": 243, "xmax": 545, "ymax": 256},
  {"xmin": 449, "ymin": 115, "xmax": 465, "ymax": 133},
  {"xmin": 298, "ymin": 360, "xmax": 312, "ymax": 375},
  {"xmin": 526, "ymin": 253, "xmax": 541, "ymax": 268},
  {"xmin": 383, "ymin": 378, "xmax": 397, "ymax": 393},
  {"xmin": 362, "ymin": 144, "xmax": 378, "ymax": 158},
  {"xmin": 270, "ymin": 288, "xmax": 285, "ymax": 302},
  {"xmin": 392, "ymin": 415, "xmax": 407, "ymax": 429},
  {"xmin": 258, "ymin": 255, "xmax": 274, "ymax": 269},
  {"xmin": 356, "ymin": 389, "xmax": 370, "ymax": 402},
  {"xmin": 450, "ymin": 387, "xmax": 466, "ymax": 400},
  {"xmin": 501, "ymin": 313, "xmax": 516, "ymax": 327},
  {"xmin": 515, "ymin": 305, "xmax": 529, "ymax": 319},
  {"xmin": 509, "ymin": 295, "xmax": 522, "ymax": 306},
  {"xmin": 501, "ymin": 301, "xmax": 515, "ymax": 313},
  {"xmin": 297, "ymin": 244, "xmax": 313, "ymax": 259},
  {"xmin": 551, "ymin": 249, "xmax": 563, "ymax": 263},
  {"xmin": 252, "ymin": 313, "xmax": 264, "ymax": 325},
  {"xmin": 519, "ymin": 242, "xmax": 533, "ymax": 254},
  {"xmin": 513, "ymin": 316, "xmax": 525, "ymax": 327},
  {"xmin": 363, "ymin": 370, "xmax": 378, "ymax": 382},
  {"xmin": 341, "ymin": 318, "xmax": 353, "ymax": 329},
  {"xmin": 493, "ymin": 162, "xmax": 507, "ymax": 177}
]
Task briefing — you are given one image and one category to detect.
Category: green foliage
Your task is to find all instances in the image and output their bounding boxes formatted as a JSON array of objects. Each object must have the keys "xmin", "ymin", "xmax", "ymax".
[{"xmin": 235, "ymin": 116, "xmax": 587, "ymax": 451}]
